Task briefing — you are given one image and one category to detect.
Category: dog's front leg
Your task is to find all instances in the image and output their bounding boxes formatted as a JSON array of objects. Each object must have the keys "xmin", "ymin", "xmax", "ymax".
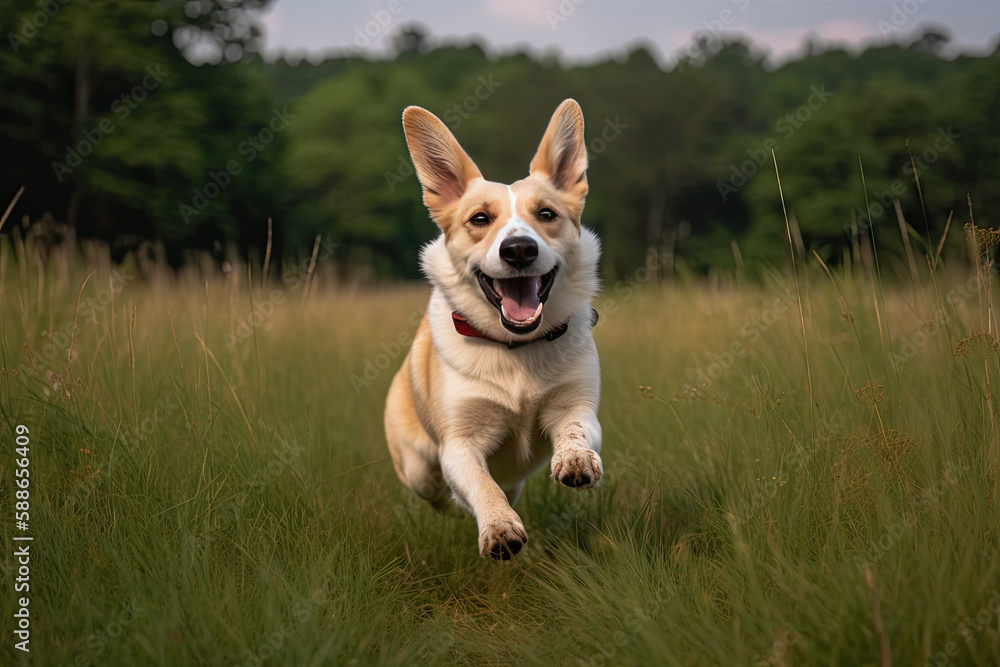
[
  {"xmin": 544, "ymin": 404, "xmax": 603, "ymax": 490},
  {"xmin": 440, "ymin": 444, "xmax": 528, "ymax": 560}
]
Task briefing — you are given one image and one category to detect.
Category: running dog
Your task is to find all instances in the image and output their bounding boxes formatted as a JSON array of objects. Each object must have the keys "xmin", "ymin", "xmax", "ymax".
[{"xmin": 385, "ymin": 99, "xmax": 602, "ymax": 560}]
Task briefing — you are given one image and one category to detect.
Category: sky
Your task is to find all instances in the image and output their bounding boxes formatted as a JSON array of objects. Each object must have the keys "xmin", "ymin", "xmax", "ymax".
[{"xmin": 260, "ymin": 0, "xmax": 1000, "ymax": 67}]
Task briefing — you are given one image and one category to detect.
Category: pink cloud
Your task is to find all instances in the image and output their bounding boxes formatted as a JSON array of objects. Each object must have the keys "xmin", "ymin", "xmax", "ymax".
[{"xmin": 485, "ymin": 0, "xmax": 562, "ymax": 29}]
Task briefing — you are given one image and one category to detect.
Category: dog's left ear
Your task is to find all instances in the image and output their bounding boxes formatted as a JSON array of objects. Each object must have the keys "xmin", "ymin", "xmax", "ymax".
[{"xmin": 529, "ymin": 99, "xmax": 588, "ymax": 196}]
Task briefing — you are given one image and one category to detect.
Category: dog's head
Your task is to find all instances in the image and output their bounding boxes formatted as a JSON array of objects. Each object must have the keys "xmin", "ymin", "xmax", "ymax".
[{"xmin": 404, "ymin": 99, "xmax": 599, "ymax": 340}]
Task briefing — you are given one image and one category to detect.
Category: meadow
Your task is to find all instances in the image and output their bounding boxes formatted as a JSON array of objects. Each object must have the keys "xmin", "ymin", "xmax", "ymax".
[{"xmin": 2, "ymin": 231, "xmax": 1000, "ymax": 666}]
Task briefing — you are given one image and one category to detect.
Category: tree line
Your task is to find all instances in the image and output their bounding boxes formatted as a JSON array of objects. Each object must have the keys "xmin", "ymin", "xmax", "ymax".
[{"xmin": 2, "ymin": 0, "xmax": 998, "ymax": 279}]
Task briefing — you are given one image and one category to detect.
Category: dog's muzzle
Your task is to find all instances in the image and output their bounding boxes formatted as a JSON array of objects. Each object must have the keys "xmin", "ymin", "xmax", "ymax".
[{"xmin": 475, "ymin": 266, "xmax": 558, "ymax": 334}]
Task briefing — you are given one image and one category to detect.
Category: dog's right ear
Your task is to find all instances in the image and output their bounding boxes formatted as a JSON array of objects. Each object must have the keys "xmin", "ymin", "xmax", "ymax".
[{"xmin": 402, "ymin": 107, "xmax": 483, "ymax": 221}]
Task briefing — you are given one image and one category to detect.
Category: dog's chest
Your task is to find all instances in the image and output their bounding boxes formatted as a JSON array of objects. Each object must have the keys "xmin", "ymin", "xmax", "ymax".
[
  {"xmin": 446, "ymin": 338, "xmax": 578, "ymax": 408},
  {"xmin": 479, "ymin": 385, "xmax": 555, "ymax": 483}
]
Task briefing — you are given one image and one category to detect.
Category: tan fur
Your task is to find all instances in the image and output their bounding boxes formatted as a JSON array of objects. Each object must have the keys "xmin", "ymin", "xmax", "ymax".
[{"xmin": 385, "ymin": 100, "xmax": 603, "ymax": 560}]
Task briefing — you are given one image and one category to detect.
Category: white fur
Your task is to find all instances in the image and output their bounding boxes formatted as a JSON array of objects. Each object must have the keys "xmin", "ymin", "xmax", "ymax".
[
  {"xmin": 403, "ymin": 225, "xmax": 603, "ymax": 558},
  {"xmin": 480, "ymin": 187, "xmax": 559, "ymax": 279},
  {"xmin": 387, "ymin": 100, "xmax": 603, "ymax": 560},
  {"xmin": 419, "ymin": 227, "xmax": 601, "ymax": 424},
  {"xmin": 421, "ymin": 219, "xmax": 600, "ymax": 345}
]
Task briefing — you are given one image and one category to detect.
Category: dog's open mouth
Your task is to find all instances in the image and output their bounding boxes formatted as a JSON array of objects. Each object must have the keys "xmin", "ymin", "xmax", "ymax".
[{"xmin": 476, "ymin": 266, "xmax": 558, "ymax": 334}]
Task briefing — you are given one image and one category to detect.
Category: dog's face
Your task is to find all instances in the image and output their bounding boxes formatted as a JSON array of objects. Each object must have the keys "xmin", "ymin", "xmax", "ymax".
[{"xmin": 403, "ymin": 99, "xmax": 592, "ymax": 337}]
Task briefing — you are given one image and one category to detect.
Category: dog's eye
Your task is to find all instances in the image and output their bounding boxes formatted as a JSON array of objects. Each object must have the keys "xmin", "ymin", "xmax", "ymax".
[
  {"xmin": 537, "ymin": 208, "xmax": 557, "ymax": 222},
  {"xmin": 468, "ymin": 212, "xmax": 491, "ymax": 227}
]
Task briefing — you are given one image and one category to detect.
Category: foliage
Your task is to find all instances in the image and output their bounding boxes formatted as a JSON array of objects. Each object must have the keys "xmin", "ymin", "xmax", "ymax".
[{"xmin": 1, "ymin": 3, "xmax": 999, "ymax": 278}]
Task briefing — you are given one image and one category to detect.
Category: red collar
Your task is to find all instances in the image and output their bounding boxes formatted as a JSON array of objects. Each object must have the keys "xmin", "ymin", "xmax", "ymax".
[{"xmin": 451, "ymin": 309, "xmax": 597, "ymax": 349}]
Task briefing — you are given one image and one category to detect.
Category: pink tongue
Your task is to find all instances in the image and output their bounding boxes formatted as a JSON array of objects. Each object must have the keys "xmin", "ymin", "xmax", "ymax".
[{"xmin": 497, "ymin": 276, "xmax": 542, "ymax": 322}]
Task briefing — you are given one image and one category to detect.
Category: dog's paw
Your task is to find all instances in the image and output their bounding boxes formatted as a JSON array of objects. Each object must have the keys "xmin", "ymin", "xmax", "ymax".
[
  {"xmin": 478, "ymin": 514, "xmax": 528, "ymax": 561},
  {"xmin": 551, "ymin": 449, "xmax": 603, "ymax": 489}
]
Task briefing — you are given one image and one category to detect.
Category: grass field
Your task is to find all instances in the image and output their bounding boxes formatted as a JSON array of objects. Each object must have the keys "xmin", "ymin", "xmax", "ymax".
[{"xmin": 2, "ymin": 237, "xmax": 1000, "ymax": 666}]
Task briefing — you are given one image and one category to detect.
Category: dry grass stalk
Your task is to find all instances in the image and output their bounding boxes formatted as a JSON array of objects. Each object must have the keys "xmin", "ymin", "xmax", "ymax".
[
  {"xmin": 961, "ymin": 199, "xmax": 1000, "ymax": 486},
  {"xmin": 932, "ymin": 210, "xmax": 953, "ymax": 272},
  {"xmin": 0, "ymin": 185, "xmax": 24, "ymax": 234},
  {"xmin": 128, "ymin": 303, "xmax": 138, "ymax": 432},
  {"xmin": 893, "ymin": 199, "xmax": 920, "ymax": 288},
  {"xmin": 773, "ymin": 150, "xmax": 814, "ymax": 440},
  {"xmin": 262, "ymin": 217, "xmax": 273, "ymax": 294},
  {"xmin": 304, "ymin": 233, "xmax": 322, "ymax": 301},
  {"xmin": 864, "ymin": 565, "xmax": 893, "ymax": 667}
]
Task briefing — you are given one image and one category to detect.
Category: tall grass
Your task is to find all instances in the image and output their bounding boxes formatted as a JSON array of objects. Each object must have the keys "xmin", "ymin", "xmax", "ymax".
[{"xmin": 1, "ymin": 228, "xmax": 999, "ymax": 666}]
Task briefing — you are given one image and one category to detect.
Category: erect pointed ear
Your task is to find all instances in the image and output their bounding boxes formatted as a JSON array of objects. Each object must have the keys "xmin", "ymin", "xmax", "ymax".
[
  {"xmin": 529, "ymin": 99, "xmax": 588, "ymax": 194},
  {"xmin": 402, "ymin": 106, "xmax": 483, "ymax": 217}
]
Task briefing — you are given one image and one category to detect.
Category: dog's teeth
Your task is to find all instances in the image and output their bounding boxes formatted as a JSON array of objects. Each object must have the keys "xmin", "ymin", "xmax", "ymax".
[{"xmin": 501, "ymin": 302, "xmax": 543, "ymax": 325}]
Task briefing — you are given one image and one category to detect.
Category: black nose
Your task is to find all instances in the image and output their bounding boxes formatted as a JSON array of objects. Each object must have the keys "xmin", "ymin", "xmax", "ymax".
[{"xmin": 499, "ymin": 236, "xmax": 538, "ymax": 268}]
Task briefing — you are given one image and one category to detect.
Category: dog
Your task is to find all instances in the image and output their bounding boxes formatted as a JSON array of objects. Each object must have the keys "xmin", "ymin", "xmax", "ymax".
[{"xmin": 384, "ymin": 99, "xmax": 603, "ymax": 560}]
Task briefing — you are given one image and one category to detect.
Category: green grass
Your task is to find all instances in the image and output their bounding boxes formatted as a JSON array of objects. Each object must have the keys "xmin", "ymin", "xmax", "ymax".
[{"xmin": 2, "ymin": 242, "xmax": 1000, "ymax": 666}]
